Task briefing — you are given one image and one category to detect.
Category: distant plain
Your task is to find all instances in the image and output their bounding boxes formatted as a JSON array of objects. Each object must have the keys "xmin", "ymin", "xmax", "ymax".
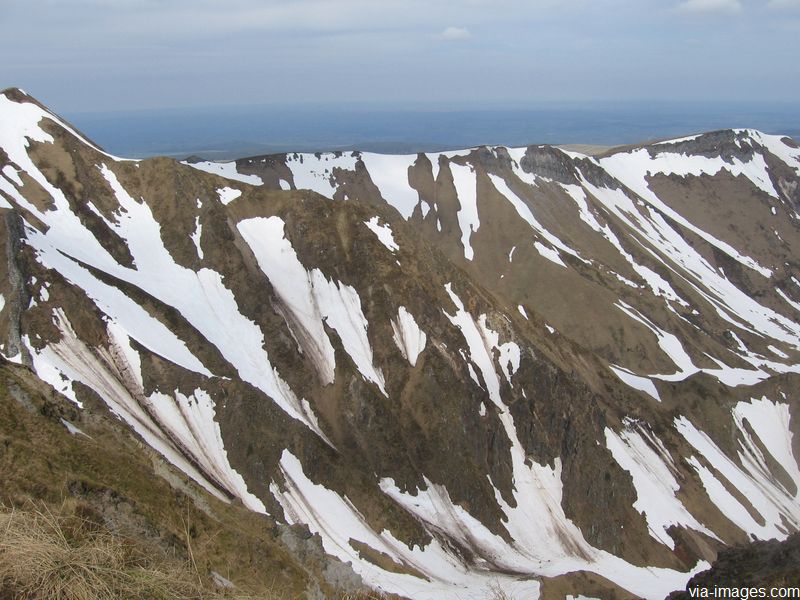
[{"xmin": 65, "ymin": 102, "xmax": 800, "ymax": 161}]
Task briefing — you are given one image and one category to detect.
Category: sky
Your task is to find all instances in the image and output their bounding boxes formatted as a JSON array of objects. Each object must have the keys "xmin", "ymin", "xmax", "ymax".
[{"xmin": 1, "ymin": 0, "xmax": 798, "ymax": 113}]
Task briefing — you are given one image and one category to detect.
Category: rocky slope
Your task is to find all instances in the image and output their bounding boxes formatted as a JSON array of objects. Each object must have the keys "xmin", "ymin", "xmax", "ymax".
[
  {"xmin": 669, "ymin": 533, "xmax": 800, "ymax": 597},
  {"xmin": 1, "ymin": 87, "xmax": 799, "ymax": 599}
]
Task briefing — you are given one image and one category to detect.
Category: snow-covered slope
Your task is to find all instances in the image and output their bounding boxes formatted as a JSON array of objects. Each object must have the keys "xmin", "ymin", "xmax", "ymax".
[{"xmin": 2, "ymin": 87, "xmax": 800, "ymax": 599}]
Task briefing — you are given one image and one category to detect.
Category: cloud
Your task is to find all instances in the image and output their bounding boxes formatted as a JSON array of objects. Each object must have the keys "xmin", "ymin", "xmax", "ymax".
[
  {"xmin": 438, "ymin": 26, "xmax": 471, "ymax": 41},
  {"xmin": 767, "ymin": 0, "xmax": 800, "ymax": 9},
  {"xmin": 675, "ymin": 0, "xmax": 742, "ymax": 14}
]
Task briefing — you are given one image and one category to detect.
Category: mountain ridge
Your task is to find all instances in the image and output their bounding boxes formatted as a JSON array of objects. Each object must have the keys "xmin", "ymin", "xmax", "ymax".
[{"xmin": 1, "ymin": 88, "xmax": 799, "ymax": 599}]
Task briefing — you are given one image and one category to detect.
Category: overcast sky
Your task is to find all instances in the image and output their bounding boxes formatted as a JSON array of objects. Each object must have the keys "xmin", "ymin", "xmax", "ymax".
[{"xmin": 1, "ymin": 0, "xmax": 799, "ymax": 112}]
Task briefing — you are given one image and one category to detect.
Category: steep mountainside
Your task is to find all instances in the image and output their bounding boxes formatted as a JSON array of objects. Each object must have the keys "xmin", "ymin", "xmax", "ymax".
[{"xmin": 1, "ymin": 87, "xmax": 799, "ymax": 599}]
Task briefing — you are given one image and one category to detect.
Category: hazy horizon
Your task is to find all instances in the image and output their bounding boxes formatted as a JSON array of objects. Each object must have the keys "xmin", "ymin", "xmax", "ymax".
[{"xmin": 59, "ymin": 99, "xmax": 800, "ymax": 160}]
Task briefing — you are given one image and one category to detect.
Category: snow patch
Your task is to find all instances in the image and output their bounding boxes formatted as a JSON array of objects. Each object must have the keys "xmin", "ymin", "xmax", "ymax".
[
  {"xmin": 450, "ymin": 164, "xmax": 479, "ymax": 261},
  {"xmin": 609, "ymin": 366, "xmax": 661, "ymax": 402},
  {"xmin": 237, "ymin": 217, "xmax": 386, "ymax": 396},
  {"xmin": 489, "ymin": 174, "xmax": 585, "ymax": 264},
  {"xmin": 216, "ymin": 186, "xmax": 242, "ymax": 205},
  {"xmin": 605, "ymin": 421, "xmax": 716, "ymax": 548},
  {"xmin": 598, "ymin": 148, "xmax": 774, "ymax": 276},
  {"xmin": 361, "ymin": 153, "xmax": 420, "ymax": 219},
  {"xmin": 534, "ymin": 242, "xmax": 566, "ymax": 267},
  {"xmin": 676, "ymin": 408, "xmax": 800, "ymax": 539},
  {"xmin": 184, "ymin": 160, "xmax": 263, "ymax": 185},
  {"xmin": 190, "ymin": 216, "xmax": 203, "ymax": 259},
  {"xmin": 285, "ymin": 151, "xmax": 358, "ymax": 198},
  {"xmin": 60, "ymin": 418, "xmax": 90, "ymax": 438},
  {"xmin": 364, "ymin": 216, "xmax": 399, "ymax": 253},
  {"xmin": 391, "ymin": 306, "xmax": 427, "ymax": 367}
]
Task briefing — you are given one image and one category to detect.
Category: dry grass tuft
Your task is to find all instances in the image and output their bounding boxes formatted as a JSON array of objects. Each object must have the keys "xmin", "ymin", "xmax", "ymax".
[{"xmin": 0, "ymin": 502, "xmax": 247, "ymax": 599}]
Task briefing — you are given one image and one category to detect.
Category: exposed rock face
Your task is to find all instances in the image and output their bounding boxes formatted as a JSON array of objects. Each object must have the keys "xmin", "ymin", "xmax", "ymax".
[
  {"xmin": 1, "ymin": 87, "xmax": 799, "ymax": 599},
  {"xmin": 668, "ymin": 533, "xmax": 800, "ymax": 597}
]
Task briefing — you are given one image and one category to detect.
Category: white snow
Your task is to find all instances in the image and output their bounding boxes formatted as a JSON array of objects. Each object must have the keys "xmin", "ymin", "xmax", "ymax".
[
  {"xmin": 60, "ymin": 418, "xmax": 90, "ymax": 437},
  {"xmin": 559, "ymin": 183, "xmax": 604, "ymax": 234},
  {"xmin": 271, "ymin": 450, "xmax": 543, "ymax": 600},
  {"xmin": 676, "ymin": 409, "xmax": 800, "ymax": 539},
  {"xmin": 237, "ymin": 216, "xmax": 386, "ymax": 396},
  {"xmin": 489, "ymin": 174, "xmax": 585, "ymax": 264},
  {"xmin": 506, "ymin": 146, "xmax": 539, "ymax": 187},
  {"xmin": 190, "ymin": 216, "xmax": 203, "ymax": 259},
  {"xmin": 598, "ymin": 148, "xmax": 774, "ymax": 276},
  {"xmin": 24, "ymin": 310, "xmax": 262, "ymax": 508},
  {"xmin": 0, "ymin": 93, "xmax": 133, "ymax": 163},
  {"xmin": 278, "ymin": 178, "xmax": 291, "ymax": 191},
  {"xmin": 391, "ymin": 306, "xmax": 427, "ymax": 367},
  {"xmin": 29, "ymin": 236, "xmax": 211, "ymax": 377},
  {"xmin": 557, "ymin": 147, "xmax": 588, "ymax": 160},
  {"xmin": 776, "ymin": 287, "xmax": 800, "ymax": 313},
  {"xmin": 614, "ymin": 301, "xmax": 777, "ymax": 387},
  {"xmin": 450, "ymin": 163, "xmax": 479, "ymax": 261},
  {"xmin": 517, "ymin": 305, "xmax": 528, "ymax": 320},
  {"xmin": 438, "ymin": 283, "xmax": 707, "ymax": 595},
  {"xmin": 216, "ymin": 186, "xmax": 242, "ymax": 205},
  {"xmin": 609, "ymin": 366, "xmax": 661, "ymax": 401},
  {"xmin": 534, "ymin": 242, "xmax": 566, "ymax": 267},
  {"xmin": 605, "ymin": 421, "xmax": 716, "ymax": 548},
  {"xmin": 95, "ymin": 167, "xmax": 330, "ymax": 436},
  {"xmin": 312, "ymin": 270, "xmax": 387, "ymax": 396},
  {"xmin": 285, "ymin": 151, "xmax": 358, "ymax": 198},
  {"xmin": 184, "ymin": 160, "xmax": 263, "ymax": 185},
  {"xmin": 361, "ymin": 153, "xmax": 421, "ymax": 220},
  {"xmin": 733, "ymin": 397, "xmax": 800, "ymax": 503},
  {"xmin": 573, "ymin": 153, "xmax": 800, "ymax": 354},
  {"xmin": 569, "ymin": 181, "xmax": 689, "ymax": 307},
  {"xmin": 2, "ymin": 164, "xmax": 23, "ymax": 186},
  {"xmin": 466, "ymin": 361, "xmax": 482, "ymax": 388},
  {"xmin": 654, "ymin": 133, "xmax": 702, "ymax": 145},
  {"xmin": 746, "ymin": 130, "xmax": 800, "ymax": 176},
  {"xmin": 4, "ymin": 143, "xmax": 326, "ymax": 440},
  {"xmin": 425, "ymin": 153, "xmax": 443, "ymax": 181},
  {"xmin": 767, "ymin": 344, "xmax": 789, "ymax": 359},
  {"xmin": 237, "ymin": 217, "xmax": 336, "ymax": 384},
  {"xmin": 272, "ymin": 443, "xmax": 704, "ymax": 600},
  {"xmin": 3, "ymin": 92, "xmax": 788, "ymax": 599},
  {"xmin": 148, "ymin": 387, "xmax": 268, "ymax": 513},
  {"xmin": 364, "ymin": 216, "xmax": 399, "ymax": 253}
]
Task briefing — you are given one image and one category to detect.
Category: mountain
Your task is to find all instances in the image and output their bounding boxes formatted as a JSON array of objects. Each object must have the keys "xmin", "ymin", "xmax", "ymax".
[{"xmin": 1, "ymin": 87, "xmax": 799, "ymax": 600}]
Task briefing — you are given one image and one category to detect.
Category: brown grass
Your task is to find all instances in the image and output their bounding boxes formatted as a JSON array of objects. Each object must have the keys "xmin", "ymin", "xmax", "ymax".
[{"xmin": 0, "ymin": 502, "xmax": 252, "ymax": 600}]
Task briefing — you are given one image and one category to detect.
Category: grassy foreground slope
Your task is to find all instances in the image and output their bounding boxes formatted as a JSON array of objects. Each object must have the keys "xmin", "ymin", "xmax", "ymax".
[{"xmin": 0, "ymin": 358, "xmax": 380, "ymax": 599}]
